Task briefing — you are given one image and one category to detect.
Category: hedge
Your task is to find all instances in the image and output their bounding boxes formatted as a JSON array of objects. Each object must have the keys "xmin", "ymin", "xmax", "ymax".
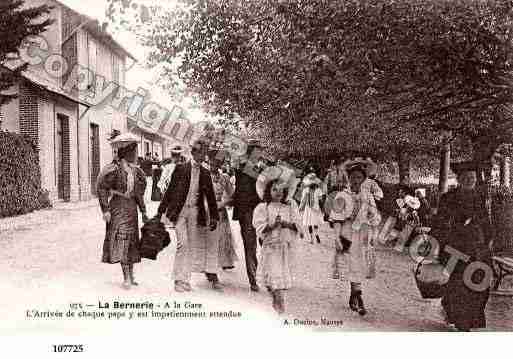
[{"xmin": 0, "ymin": 130, "xmax": 51, "ymax": 218}]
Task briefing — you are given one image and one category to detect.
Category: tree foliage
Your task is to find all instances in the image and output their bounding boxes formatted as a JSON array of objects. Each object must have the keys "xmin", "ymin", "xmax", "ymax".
[
  {"xmin": 106, "ymin": 0, "xmax": 513, "ymax": 169},
  {"xmin": 0, "ymin": 0, "xmax": 53, "ymax": 106}
]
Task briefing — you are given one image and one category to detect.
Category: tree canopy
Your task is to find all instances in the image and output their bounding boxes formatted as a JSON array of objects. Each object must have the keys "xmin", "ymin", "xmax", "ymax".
[
  {"xmin": 0, "ymin": 0, "xmax": 53, "ymax": 106},
  {"xmin": 106, "ymin": 0, "xmax": 513, "ymax": 172}
]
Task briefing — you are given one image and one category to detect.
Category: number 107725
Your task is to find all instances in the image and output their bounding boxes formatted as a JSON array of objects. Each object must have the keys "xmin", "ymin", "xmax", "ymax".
[{"xmin": 52, "ymin": 345, "xmax": 84, "ymax": 352}]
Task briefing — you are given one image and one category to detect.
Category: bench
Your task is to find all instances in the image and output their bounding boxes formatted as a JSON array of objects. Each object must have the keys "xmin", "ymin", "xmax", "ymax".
[{"xmin": 492, "ymin": 252, "xmax": 513, "ymax": 294}]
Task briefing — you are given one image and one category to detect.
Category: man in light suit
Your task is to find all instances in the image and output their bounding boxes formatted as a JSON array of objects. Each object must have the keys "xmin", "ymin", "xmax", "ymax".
[{"xmin": 156, "ymin": 140, "xmax": 219, "ymax": 292}]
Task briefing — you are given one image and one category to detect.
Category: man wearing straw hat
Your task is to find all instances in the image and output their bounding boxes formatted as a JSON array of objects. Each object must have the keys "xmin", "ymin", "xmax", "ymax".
[{"xmin": 155, "ymin": 140, "xmax": 219, "ymax": 292}]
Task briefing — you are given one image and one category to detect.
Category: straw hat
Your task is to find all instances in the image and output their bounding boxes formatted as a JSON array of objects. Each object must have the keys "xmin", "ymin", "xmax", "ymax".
[
  {"xmin": 170, "ymin": 145, "xmax": 184, "ymax": 155},
  {"xmin": 366, "ymin": 157, "xmax": 378, "ymax": 177},
  {"xmin": 109, "ymin": 133, "xmax": 140, "ymax": 149},
  {"xmin": 330, "ymin": 190, "xmax": 354, "ymax": 221},
  {"xmin": 256, "ymin": 165, "xmax": 298, "ymax": 200},
  {"xmin": 343, "ymin": 157, "xmax": 376, "ymax": 177},
  {"xmin": 247, "ymin": 138, "xmax": 263, "ymax": 148},
  {"xmin": 302, "ymin": 173, "xmax": 322, "ymax": 187}
]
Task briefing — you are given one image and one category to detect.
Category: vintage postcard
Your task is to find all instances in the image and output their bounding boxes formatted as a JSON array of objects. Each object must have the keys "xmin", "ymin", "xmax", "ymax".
[{"xmin": 1, "ymin": 0, "xmax": 512, "ymax": 356}]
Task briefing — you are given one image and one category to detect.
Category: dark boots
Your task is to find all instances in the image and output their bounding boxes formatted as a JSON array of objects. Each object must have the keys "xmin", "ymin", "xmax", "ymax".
[
  {"xmin": 349, "ymin": 282, "xmax": 366, "ymax": 316},
  {"xmin": 272, "ymin": 289, "xmax": 285, "ymax": 314}
]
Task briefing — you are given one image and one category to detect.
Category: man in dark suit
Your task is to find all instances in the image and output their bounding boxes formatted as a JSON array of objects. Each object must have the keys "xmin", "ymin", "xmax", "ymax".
[
  {"xmin": 141, "ymin": 152, "xmax": 155, "ymax": 202},
  {"xmin": 156, "ymin": 140, "xmax": 219, "ymax": 292},
  {"xmin": 232, "ymin": 139, "xmax": 265, "ymax": 292}
]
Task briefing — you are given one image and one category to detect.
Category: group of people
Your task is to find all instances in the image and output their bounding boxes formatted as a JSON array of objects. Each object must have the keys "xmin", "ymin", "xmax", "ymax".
[
  {"xmin": 96, "ymin": 132, "xmax": 494, "ymax": 331},
  {"xmin": 96, "ymin": 135, "xmax": 263, "ymax": 291}
]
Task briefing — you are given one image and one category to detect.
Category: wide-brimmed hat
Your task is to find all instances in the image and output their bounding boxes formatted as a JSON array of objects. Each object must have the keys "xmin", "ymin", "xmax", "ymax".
[
  {"xmin": 109, "ymin": 133, "xmax": 140, "ymax": 149},
  {"xmin": 404, "ymin": 195, "xmax": 421, "ymax": 210},
  {"xmin": 170, "ymin": 145, "xmax": 184, "ymax": 155},
  {"xmin": 302, "ymin": 173, "xmax": 322, "ymax": 187},
  {"xmin": 450, "ymin": 161, "xmax": 478, "ymax": 174},
  {"xmin": 256, "ymin": 165, "xmax": 298, "ymax": 200},
  {"xmin": 332, "ymin": 190, "xmax": 355, "ymax": 220},
  {"xmin": 247, "ymin": 138, "xmax": 263, "ymax": 148},
  {"xmin": 365, "ymin": 157, "xmax": 378, "ymax": 177},
  {"xmin": 343, "ymin": 157, "xmax": 376, "ymax": 177},
  {"xmin": 415, "ymin": 188, "xmax": 426, "ymax": 198}
]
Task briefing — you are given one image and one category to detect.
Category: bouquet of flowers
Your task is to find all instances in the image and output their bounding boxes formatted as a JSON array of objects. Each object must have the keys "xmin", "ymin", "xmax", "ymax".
[
  {"xmin": 397, "ymin": 195, "xmax": 421, "ymax": 227},
  {"xmin": 379, "ymin": 194, "xmax": 421, "ymax": 245}
]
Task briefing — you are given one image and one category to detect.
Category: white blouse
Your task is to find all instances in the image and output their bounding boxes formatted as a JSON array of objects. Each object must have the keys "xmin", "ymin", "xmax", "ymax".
[{"xmin": 253, "ymin": 201, "xmax": 301, "ymax": 243}]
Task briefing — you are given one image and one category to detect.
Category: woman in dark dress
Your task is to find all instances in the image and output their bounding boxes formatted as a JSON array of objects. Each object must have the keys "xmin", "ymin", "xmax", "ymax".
[
  {"xmin": 97, "ymin": 134, "xmax": 148, "ymax": 289},
  {"xmin": 433, "ymin": 161, "xmax": 492, "ymax": 331}
]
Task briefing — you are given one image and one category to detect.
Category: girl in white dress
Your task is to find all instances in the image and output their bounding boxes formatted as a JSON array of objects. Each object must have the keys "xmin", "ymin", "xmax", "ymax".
[
  {"xmin": 299, "ymin": 173, "xmax": 324, "ymax": 244},
  {"xmin": 331, "ymin": 159, "xmax": 381, "ymax": 316},
  {"xmin": 253, "ymin": 177, "xmax": 300, "ymax": 314}
]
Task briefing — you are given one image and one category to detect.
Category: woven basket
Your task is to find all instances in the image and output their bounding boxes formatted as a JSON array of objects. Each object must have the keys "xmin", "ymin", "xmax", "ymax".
[{"xmin": 414, "ymin": 260, "xmax": 449, "ymax": 299}]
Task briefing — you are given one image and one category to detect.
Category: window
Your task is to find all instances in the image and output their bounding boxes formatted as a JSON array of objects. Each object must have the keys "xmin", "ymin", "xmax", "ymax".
[
  {"xmin": 112, "ymin": 54, "xmax": 120, "ymax": 84},
  {"xmin": 61, "ymin": 34, "xmax": 77, "ymax": 88},
  {"xmin": 88, "ymin": 37, "xmax": 98, "ymax": 77}
]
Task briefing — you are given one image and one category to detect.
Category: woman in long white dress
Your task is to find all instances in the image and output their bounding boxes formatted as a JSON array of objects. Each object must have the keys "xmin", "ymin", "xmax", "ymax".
[
  {"xmin": 299, "ymin": 173, "xmax": 324, "ymax": 244},
  {"xmin": 210, "ymin": 163, "xmax": 239, "ymax": 270}
]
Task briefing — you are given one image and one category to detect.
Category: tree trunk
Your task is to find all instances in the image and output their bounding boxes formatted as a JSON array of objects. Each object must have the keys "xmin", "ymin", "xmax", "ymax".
[
  {"xmin": 472, "ymin": 138, "xmax": 495, "ymax": 188},
  {"xmin": 397, "ymin": 149, "xmax": 410, "ymax": 184},
  {"xmin": 500, "ymin": 155, "xmax": 510, "ymax": 188},
  {"xmin": 472, "ymin": 138, "xmax": 498, "ymax": 245},
  {"xmin": 438, "ymin": 141, "xmax": 451, "ymax": 194}
]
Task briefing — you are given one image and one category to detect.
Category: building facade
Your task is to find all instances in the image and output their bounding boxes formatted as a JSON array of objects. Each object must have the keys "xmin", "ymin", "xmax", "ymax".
[{"xmin": 0, "ymin": 0, "xmax": 134, "ymax": 202}]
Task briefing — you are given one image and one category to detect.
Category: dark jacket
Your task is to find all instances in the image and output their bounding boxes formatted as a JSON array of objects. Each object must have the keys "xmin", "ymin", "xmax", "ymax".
[
  {"xmin": 433, "ymin": 188, "xmax": 491, "ymax": 263},
  {"xmin": 157, "ymin": 161, "xmax": 219, "ymax": 226},
  {"xmin": 417, "ymin": 197, "xmax": 431, "ymax": 226},
  {"xmin": 141, "ymin": 158, "xmax": 154, "ymax": 177},
  {"xmin": 431, "ymin": 187, "xmax": 491, "ymax": 330},
  {"xmin": 231, "ymin": 165, "xmax": 261, "ymax": 221},
  {"xmin": 151, "ymin": 167, "xmax": 163, "ymax": 201}
]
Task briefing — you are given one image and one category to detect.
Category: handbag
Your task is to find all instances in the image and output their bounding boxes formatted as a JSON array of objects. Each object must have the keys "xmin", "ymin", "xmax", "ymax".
[
  {"xmin": 414, "ymin": 258, "xmax": 449, "ymax": 299},
  {"xmin": 140, "ymin": 219, "xmax": 171, "ymax": 260}
]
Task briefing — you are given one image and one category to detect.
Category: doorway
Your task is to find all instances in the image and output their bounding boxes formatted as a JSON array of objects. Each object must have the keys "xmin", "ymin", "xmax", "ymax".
[
  {"xmin": 56, "ymin": 114, "xmax": 70, "ymax": 201},
  {"xmin": 90, "ymin": 123, "xmax": 100, "ymax": 196}
]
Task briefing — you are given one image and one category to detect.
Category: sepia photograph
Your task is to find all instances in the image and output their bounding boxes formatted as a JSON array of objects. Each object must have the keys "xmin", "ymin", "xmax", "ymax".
[{"xmin": 1, "ymin": 0, "xmax": 512, "ymax": 356}]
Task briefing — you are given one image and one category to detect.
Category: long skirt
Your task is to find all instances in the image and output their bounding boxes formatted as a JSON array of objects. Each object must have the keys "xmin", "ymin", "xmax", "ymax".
[
  {"xmin": 102, "ymin": 195, "xmax": 141, "ymax": 264},
  {"xmin": 151, "ymin": 169, "xmax": 162, "ymax": 201},
  {"xmin": 260, "ymin": 241, "xmax": 293, "ymax": 290},
  {"xmin": 302, "ymin": 207, "xmax": 324, "ymax": 227},
  {"xmin": 442, "ymin": 263, "xmax": 490, "ymax": 329},
  {"xmin": 337, "ymin": 221, "xmax": 370, "ymax": 283},
  {"xmin": 217, "ymin": 209, "xmax": 238, "ymax": 268},
  {"xmin": 258, "ymin": 229, "xmax": 296, "ymax": 291},
  {"xmin": 441, "ymin": 225, "xmax": 490, "ymax": 329}
]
